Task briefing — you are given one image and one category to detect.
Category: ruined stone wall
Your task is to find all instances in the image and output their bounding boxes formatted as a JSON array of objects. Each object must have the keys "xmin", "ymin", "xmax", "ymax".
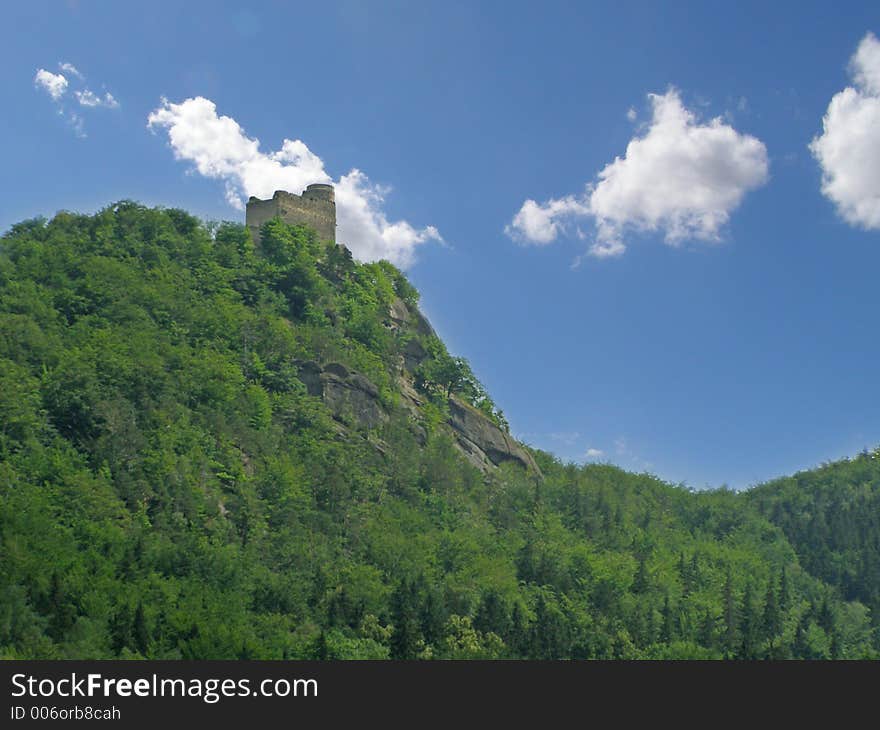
[
  {"xmin": 246, "ymin": 185, "xmax": 336, "ymax": 243},
  {"xmin": 276, "ymin": 190, "xmax": 336, "ymax": 242},
  {"xmin": 245, "ymin": 196, "xmax": 279, "ymax": 243}
]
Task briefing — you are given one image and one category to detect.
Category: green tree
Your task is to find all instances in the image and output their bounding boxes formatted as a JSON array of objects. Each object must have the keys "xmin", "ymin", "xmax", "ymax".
[
  {"xmin": 779, "ymin": 567, "xmax": 791, "ymax": 612},
  {"xmin": 762, "ymin": 579, "xmax": 782, "ymax": 658},
  {"xmin": 415, "ymin": 347, "xmax": 469, "ymax": 399},
  {"xmin": 390, "ymin": 581, "xmax": 422, "ymax": 660},
  {"xmin": 0, "ymin": 203, "xmax": 875, "ymax": 663},
  {"xmin": 661, "ymin": 594, "xmax": 675, "ymax": 644},
  {"xmin": 699, "ymin": 607, "xmax": 716, "ymax": 649},
  {"xmin": 738, "ymin": 584, "xmax": 758, "ymax": 660},
  {"xmin": 723, "ymin": 570, "xmax": 737, "ymax": 658},
  {"xmin": 475, "ymin": 589, "xmax": 510, "ymax": 639},
  {"xmin": 133, "ymin": 603, "xmax": 149, "ymax": 656},
  {"xmin": 633, "ymin": 554, "xmax": 649, "ymax": 594}
]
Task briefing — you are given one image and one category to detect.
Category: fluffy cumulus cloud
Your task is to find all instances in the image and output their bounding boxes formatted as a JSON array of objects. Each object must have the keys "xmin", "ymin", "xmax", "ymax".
[
  {"xmin": 506, "ymin": 89, "xmax": 769, "ymax": 258},
  {"xmin": 507, "ymin": 197, "xmax": 590, "ymax": 246},
  {"xmin": 33, "ymin": 62, "xmax": 119, "ymax": 137},
  {"xmin": 34, "ymin": 69, "xmax": 68, "ymax": 100},
  {"xmin": 147, "ymin": 96, "xmax": 440, "ymax": 267},
  {"xmin": 809, "ymin": 32, "xmax": 880, "ymax": 230}
]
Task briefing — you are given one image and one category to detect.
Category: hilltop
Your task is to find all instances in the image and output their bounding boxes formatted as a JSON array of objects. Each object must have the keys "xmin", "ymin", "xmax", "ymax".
[{"xmin": 0, "ymin": 202, "xmax": 877, "ymax": 659}]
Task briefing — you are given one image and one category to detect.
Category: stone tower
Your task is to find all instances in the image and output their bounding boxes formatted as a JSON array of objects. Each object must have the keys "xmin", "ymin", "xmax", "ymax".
[{"xmin": 245, "ymin": 184, "xmax": 336, "ymax": 243}]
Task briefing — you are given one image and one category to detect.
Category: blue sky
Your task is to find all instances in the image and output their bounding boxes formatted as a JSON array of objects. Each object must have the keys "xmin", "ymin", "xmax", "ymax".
[{"xmin": 2, "ymin": 1, "xmax": 880, "ymax": 489}]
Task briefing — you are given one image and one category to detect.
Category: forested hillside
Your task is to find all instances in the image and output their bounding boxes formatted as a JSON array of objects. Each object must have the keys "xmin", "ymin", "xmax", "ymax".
[
  {"xmin": 1, "ymin": 203, "xmax": 877, "ymax": 659},
  {"xmin": 749, "ymin": 454, "xmax": 880, "ymax": 620}
]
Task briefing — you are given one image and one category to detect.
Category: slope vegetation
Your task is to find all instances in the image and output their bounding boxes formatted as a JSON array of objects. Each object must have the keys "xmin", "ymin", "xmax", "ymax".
[{"xmin": 0, "ymin": 204, "xmax": 876, "ymax": 659}]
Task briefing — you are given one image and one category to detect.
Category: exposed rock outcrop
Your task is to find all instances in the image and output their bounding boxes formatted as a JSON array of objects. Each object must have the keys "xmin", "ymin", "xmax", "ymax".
[
  {"xmin": 389, "ymin": 297, "xmax": 435, "ymax": 372},
  {"xmin": 411, "ymin": 307, "xmax": 436, "ymax": 340},
  {"xmin": 297, "ymin": 303, "xmax": 541, "ymax": 477},
  {"xmin": 388, "ymin": 297, "xmax": 410, "ymax": 330},
  {"xmin": 402, "ymin": 337, "xmax": 430, "ymax": 372},
  {"xmin": 446, "ymin": 397, "xmax": 542, "ymax": 475},
  {"xmin": 297, "ymin": 361, "xmax": 387, "ymax": 429}
]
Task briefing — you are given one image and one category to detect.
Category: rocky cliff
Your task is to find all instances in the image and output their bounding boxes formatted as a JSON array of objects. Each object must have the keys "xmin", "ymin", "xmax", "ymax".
[
  {"xmin": 296, "ymin": 360, "xmax": 388, "ymax": 430},
  {"xmin": 297, "ymin": 297, "xmax": 541, "ymax": 477},
  {"xmin": 446, "ymin": 397, "xmax": 541, "ymax": 474}
]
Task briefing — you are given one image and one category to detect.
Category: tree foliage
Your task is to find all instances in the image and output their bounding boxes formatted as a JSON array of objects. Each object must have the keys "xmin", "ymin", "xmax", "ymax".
[{"xmin": 0, "ymin": 205, "xmax": 876, "ymax": 659}]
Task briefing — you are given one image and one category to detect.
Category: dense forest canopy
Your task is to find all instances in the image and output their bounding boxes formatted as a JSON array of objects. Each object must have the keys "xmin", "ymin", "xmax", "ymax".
[{"xmin": 1, "ymin": 203, "xmax": 878, "ymax": 659}]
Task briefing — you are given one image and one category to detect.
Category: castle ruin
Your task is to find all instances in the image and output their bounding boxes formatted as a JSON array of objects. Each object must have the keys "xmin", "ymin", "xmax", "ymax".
[{"xmin": 245, "ymin": 184, "xmax": 336, "ymax": 243}]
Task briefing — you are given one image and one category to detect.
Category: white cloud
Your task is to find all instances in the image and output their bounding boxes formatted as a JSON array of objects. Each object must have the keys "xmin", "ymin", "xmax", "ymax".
[
  {"xmin": 585, "ymin": 447, "xmax": 604, "ymax": 459},
  {"xmin": 335, "ymin": 169, "xmax": 441, "ymax": 265},
  {"xmin": 505, "ymin": 196, "xmax": 589, "ymax": 245},
  {"xmin": 75, "ymin": 89, "xmax": 119, "ymax": 109},
  {"xmin": 59, "ymin": 62, "xmax": 83, "ymax": 79},
  {"xmin": 626, "ymin": 107, "xmax": 637, "ymax": 122},
  {"xmin": 851, "ymin": 32, "xmax": 880, "ymax": 95},
  {"xmin": 147, "ymin": 96, "xmax": 440, "ymax": 267},
  {"xmin": 34, "ymin": 69, "xmax": 68, "ymax": 100},
  {"xmin": 507, "ymin": 89, "xmax": 769, "ymax": 258},
  {"xmin": 809, "ymin": 32, "xmax": 880, "ymax": 230},
  {"xmin": 34, "ymin": 62, "xmax": 118, "ymax": 137}
]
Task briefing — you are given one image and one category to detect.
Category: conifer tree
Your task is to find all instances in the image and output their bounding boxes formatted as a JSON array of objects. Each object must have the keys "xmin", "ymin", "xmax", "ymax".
[
  {"xmin": 699, "ymin": 607, "xmax": 715, "ymax": 649},
  {"xmin": 645, "ymin": 605, "xmax": 657, "ymax": 647},
  {"xmin": 314, "ymin": 631, "xmax": 329, "ymax": 660},
  {"xmin": 779, "ymin": 566, "xmax": 791, "ymax": 612},
  {"xmin": 475, "ymin": 589, "xmax": 509, "ymax": 638},
  {"xmin": 678, "ymin": 553, "xmax": 690, "ymax": 595},
  {"xmin": 723, "ymin": 569, "xmax": 737, "ymax": 658},
  {"xmin": 830, "ymin": 631, "xmax": 842, "ymax": 660},
  {"xmin": 391, "ymin": 580, "xmax": 422, "ymax": 659},
  {"xmin": 633, "ymin": 554, "xmax": 649, "ymax": 594},
  {"xmin": 47, "ymin": 571, "xmax": 75, "ymax": 641},
  {"xmin": 762, "ymin": 579, "xmax": 782, "ymax": 658},
  {"xmin": 509, "ymin": 603, "xmax": 529, "ymax": 658},
  {"xmin": 690, "ymin": 554, "xmax": 701, "ymax": 590},
  {"xmin": 110, "ymin": 605, "xmax": 132, "ymax": 655},
  {"xmin": 793, "ymin": 615, "xmax": 811, "ymax": 659},
  {"xmin": 661, "ymin": 593, "xmax": 675, "ymax": 644},
  {"xmin": 420, "ymin": 586, "xmax": 447, "ymax": 648},
  {"xmin": 817, "ymin": 596, "xmax": 834, "ymax": 635},
  {"xmin": 738, "ymin": 584, "xmax": 758, "ymax": 660},
  {"xmin": 133, "ymin": 602, "xmax": 149, "ymax": 656}
]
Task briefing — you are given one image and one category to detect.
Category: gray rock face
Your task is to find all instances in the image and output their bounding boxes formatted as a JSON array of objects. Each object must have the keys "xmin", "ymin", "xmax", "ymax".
[
  {"xmin": 296, "ymin": 301, "xmax": 541, "ymax": 477},
  {"xmin": 389, "ymin": 297, "xmax": 410, "ymax": 329},
  {"xmin": 411, "ymin": 308, "xmax": 436, "ymax": 339},
  {"xmin": 388, "ymin": 297, "xmax": 435, "ymax": 372},
  {"xmin": 297, "ymin": 361, "xmax": 387, "ymax": 429},
  {"xmin": 446, "ymin": 397, "xmax": 541, "ymax": 475},
  {"xmin": 402, "ymin": 337, "xmax": 429, "ymax": 372}
]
